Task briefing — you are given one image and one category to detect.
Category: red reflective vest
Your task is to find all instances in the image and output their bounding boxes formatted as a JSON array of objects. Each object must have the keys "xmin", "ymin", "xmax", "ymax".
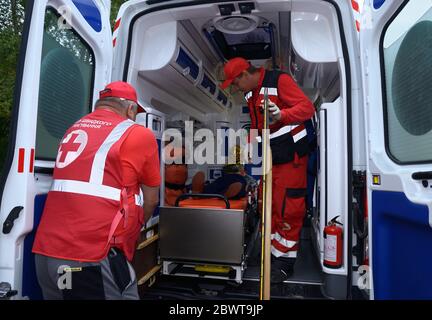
[
  {"xmin": 33, "ymin": 109, "xmax": 144, "ymax": 262},
  {"xmin": 246, "ymin": 69, "xmax": 310, "ymax": 164}
]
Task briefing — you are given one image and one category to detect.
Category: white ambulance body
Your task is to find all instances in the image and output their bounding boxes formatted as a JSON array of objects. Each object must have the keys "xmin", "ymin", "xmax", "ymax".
[{"xmin": 0, "ymin": 0, "xmax": 431, "ymax": 300}]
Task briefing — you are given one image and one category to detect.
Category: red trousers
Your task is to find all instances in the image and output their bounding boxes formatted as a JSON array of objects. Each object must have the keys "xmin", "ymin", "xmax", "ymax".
[{"xmin": 270, "ymin": 155, "xmax": 308, "ymax": 259}]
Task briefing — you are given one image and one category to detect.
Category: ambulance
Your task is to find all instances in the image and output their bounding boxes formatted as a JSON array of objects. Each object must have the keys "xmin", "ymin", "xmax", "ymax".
[{"xmin": 0, "ymin": 0, "xmax": 431, "ymax": 300}]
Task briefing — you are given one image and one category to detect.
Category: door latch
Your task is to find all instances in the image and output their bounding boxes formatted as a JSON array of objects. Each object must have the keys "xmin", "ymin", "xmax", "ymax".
[{"xmin": 2, "ymin": 206, "xmax": 24, "ymax": 234}]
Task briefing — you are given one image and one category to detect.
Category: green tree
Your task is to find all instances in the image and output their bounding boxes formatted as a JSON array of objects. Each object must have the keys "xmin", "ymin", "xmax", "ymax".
[
  {"xmin": 0, "ymin": 0, "xmax": 25, "ymax": 171},
  {"xmin": 111, "ymin": 0, "xmax": 127, "ymax": 27},
  {"xmin": 0, "ymin": 0, "xmax": 126, "ymax": 171}
]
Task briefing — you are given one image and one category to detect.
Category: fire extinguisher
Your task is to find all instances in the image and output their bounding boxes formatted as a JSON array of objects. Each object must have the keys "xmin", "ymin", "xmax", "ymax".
[{"xmin": 324, "ymin": 216, "xmax": 343, "ymax": 268}]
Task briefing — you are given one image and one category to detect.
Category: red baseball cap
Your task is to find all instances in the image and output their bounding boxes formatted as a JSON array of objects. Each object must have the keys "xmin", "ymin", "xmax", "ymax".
[
  {"xmin": 99, "ymin": 81, "xmax": 145, "ymax": 113},
  {"xmin": 220, "ymin": 57, "xmax": 250, "ymax": 89}
]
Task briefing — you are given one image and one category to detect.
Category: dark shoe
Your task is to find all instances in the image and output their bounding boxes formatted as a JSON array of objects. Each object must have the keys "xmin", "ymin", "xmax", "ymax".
[
  {"xmin": 271, "ymin": 268, "xmax": 293, "ymax": 284},
  {"xmin": 271, "ymin": 256, "xmax": 295, "ymax": 284}
]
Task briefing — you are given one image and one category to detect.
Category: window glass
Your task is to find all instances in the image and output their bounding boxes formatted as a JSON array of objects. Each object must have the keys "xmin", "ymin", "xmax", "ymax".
[
  {"xmin": 382, "ymin": 2, "xmax": 432, "ymax": 163},
  {"xmin": 36, "ymin": 9, "xmax": 94, "ymax": 160}
]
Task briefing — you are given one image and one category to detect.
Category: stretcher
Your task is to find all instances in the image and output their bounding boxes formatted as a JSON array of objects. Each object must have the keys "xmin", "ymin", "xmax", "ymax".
[{"xmin": 159, "ymin": 193, "xmax": 259, "ymax": 283}]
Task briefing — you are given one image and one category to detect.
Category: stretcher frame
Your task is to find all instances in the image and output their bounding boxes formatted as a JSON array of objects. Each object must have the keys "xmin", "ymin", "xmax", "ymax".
[
  {"xmin": 158, "ymin": 191, "xmax": 259, "ymax": 284},
  {"xmin": 161, "ymin": 260, "xmax": 245, "ymax": 284}
]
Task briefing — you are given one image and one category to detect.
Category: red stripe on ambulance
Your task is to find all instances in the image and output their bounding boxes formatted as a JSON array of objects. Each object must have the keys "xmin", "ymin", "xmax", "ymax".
[
  {"xmin": 351, "ymin": 0, "xmax": 360, "ymax": 12},
  {"xmin": 29, "ymin": 148, "xmax": 35, "ymax": 173},
  {"xmin": 114, "ymin": 18, "xmax": 121, "ymax": 32},
  {"xmin": 352, "ymin": 0, "xmax": 361, "ymax": 33},
  {"xmin": 113, "ymin": 18, "xmax": 121, "ymax": 47},
  {"xmin": 18, "ymin": 148, "xmax": 25, "ymax": 173}
]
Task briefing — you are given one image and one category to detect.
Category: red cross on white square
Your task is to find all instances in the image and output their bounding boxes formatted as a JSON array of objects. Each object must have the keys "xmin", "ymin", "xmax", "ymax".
[{"xmin": 56, "ymin": 130, "xmax": 88, "ymax": 168}]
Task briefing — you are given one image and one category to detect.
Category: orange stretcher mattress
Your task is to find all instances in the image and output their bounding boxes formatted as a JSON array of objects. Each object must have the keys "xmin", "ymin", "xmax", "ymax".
[{"xmin": 178, "ymin": 197, "xmax": 248, "ymax": 210}]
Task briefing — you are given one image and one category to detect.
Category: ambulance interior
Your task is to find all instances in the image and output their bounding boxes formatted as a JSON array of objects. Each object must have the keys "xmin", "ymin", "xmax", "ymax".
[{"xmin": 120, "ymin": 1, "xmax": 359, "ymax": 300}]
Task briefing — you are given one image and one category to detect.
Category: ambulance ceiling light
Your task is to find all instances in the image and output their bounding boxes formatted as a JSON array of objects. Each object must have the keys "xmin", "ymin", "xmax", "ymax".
[{"xmin": 213, "ymin": 15, "xmax": 259, "ymax": 34}]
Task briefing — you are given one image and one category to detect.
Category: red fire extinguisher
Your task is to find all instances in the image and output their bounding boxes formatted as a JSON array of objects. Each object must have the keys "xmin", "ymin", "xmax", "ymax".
[{"xmin": 324, "ymin": 216, "xmax": 343, "ymax": 268}]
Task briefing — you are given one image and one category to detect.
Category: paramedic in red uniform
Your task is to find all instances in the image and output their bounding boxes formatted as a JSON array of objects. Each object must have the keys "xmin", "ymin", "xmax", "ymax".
[
  {"xmin": 221, "ymin": 57, "xmax": 315, "ymax": 283},
  {"xmin": 32, "ymin": 81, "xmax": 160, "ymax": 299}
]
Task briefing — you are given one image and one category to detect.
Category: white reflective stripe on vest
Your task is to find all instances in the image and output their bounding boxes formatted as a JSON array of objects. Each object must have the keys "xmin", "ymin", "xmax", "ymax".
[
  {"xmin": 259, "ymin": 87, "xmax": 278, "ymax": 96},
  {"xmin": 245, "ymin": 92, "xmax": 252, "ymax": 100},
  {"xmin": 51, "ymin": 179, "xmax": 142, "ymax": 206},
  {"xmin": 293, "ymin": 128, "xmax": 307, "ymax": 143},
  {"xmin": 271, "ymin": 245, "xmax": 298, "ymax": 258},
  {"xmin": 255, "ymin": 124, "xmax": 303, "ymax": 143},
  {"xmin": 269, "ymin": 125, "xmax": 297, "ymax": 140},
  {"xmin": 271, "ymin": 232, "xmax": 297, "ymax": 249},
  {"xmin": 89, "ymin": 119, "xmax": 135, "ymax": 185}
]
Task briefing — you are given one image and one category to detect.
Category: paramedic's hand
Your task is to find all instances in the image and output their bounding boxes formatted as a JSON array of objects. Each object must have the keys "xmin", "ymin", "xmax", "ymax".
[{"xmin": 260, "ymin": 99, "xmax": 281, "ymax": 123}]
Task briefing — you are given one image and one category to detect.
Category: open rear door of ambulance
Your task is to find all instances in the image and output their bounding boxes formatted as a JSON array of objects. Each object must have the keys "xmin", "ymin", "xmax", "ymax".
[
  {"xmin": 0, "ymin": 0, "xmax": 112, "ymax": 299},
  {"xmin": 361, "ymin": 0, "xmax": 432, "ymax": 299}
]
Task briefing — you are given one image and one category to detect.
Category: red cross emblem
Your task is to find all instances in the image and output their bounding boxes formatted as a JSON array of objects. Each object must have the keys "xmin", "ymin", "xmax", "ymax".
[{"xmin": 56, "ymin": 130, "xmax": 88, "ymax": 168}]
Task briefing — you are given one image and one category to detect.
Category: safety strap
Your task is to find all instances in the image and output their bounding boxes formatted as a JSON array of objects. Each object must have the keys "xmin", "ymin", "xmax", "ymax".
[{"xmin": 106, "ymin": 188, "xmax": 129, "ymax": 246}]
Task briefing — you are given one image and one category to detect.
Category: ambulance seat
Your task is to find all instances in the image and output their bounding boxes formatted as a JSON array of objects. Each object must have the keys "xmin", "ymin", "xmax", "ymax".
[
  {"xmin": 164, "ymin": 163, "xmax": 188, "ymax": 206},
  {"xmin": 164, "ymin": 145, "xmax": 188, "ymax": 206}
]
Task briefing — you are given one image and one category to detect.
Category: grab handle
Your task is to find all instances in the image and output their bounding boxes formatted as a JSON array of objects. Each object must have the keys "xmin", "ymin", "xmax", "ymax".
[{"xmin": 412, "ymin": 171, "xmax": 432, "ymax": 180}]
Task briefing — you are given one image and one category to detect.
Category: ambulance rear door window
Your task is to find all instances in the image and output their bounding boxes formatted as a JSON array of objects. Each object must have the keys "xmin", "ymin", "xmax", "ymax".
[
  {"xmin": 35, "ymin": 8, "xmax": 95, "ymax": 161},
  {"xmin": 382, "ymin": 2, "xmax": 432, "ymax": 164}
]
